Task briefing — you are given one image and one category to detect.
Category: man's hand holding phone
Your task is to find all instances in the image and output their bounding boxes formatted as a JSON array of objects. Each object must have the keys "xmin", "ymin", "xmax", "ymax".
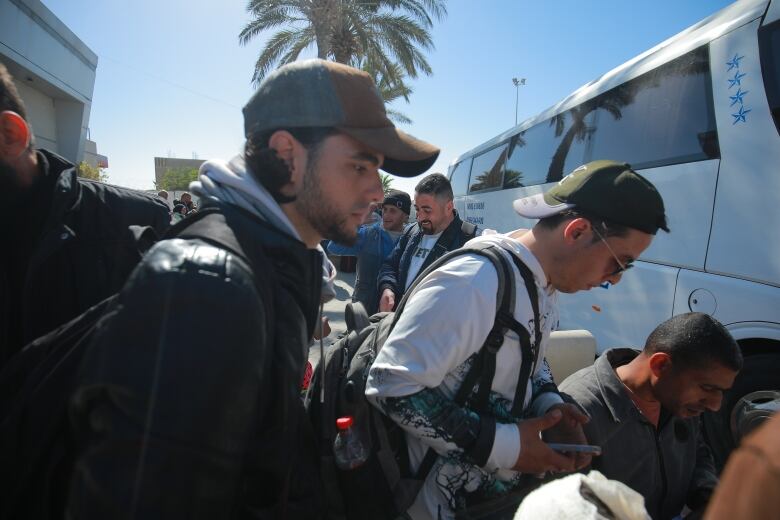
[
  {"xmin": 511, "ymin": 409, "xmax": 578, "ymax": 474},
  {"xmin": 542, "ymin": 402, "xmax": 593, "ymax": 470}
]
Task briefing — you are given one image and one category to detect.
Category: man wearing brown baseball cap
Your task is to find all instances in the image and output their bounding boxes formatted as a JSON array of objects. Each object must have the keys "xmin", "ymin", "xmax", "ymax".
[{"xmin": 67, "ymin": 59, "xmax": 438, "ymax": 519}]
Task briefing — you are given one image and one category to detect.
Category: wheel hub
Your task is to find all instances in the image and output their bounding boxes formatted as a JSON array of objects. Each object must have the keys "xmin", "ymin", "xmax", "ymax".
[{"xmin": 730, "ymin": 390, "xmax": 780, "ymax": 443}]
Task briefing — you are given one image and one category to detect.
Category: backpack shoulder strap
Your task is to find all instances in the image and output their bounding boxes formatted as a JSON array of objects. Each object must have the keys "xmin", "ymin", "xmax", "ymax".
[
  {"xmin": 460, "ymin": 220, "xmax": 478, "ymax": 239},
  {"xmin": 505, "ymin": 252, "xmax": 543, "ymax": 417}
]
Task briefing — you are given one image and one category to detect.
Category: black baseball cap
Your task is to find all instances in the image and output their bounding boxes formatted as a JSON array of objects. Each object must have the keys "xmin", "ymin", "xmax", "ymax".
[
  {"xmin": 382, "ymin": 189, "xmax": 411, "ymax": 215},
  {"xmin": 513, "ymin": 160, "xmax": 669, "ymax": 234}
]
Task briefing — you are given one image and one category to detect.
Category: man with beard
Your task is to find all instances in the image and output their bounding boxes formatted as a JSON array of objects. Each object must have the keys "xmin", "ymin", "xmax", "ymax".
[
  {"xmin": 65, "ymin": 59, "xmax": 439, "ymax": 519},
  {"xmin": 560, "ymin": 312, "xmax": 741, "ymax": 520},
  {"xmin": 0, "ymin": 63, "xmax": 169, "ymax": 368},
  {"xmin": 328, "ymin": 189, "xmax": 411, "ymax": 314},
  {"xmin": 378, "ymin": 173, "xmax": 476, "ymax": 311}
]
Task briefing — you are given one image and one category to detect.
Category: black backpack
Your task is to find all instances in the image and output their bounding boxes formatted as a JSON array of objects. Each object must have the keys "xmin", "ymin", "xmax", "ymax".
[
  {"xmin": 0, "ymin": 209, "xmax": 253, "ymax": 520},
  {"xmin": 308, "ymin": 242, "xmax": 543, "ymax": 520}
]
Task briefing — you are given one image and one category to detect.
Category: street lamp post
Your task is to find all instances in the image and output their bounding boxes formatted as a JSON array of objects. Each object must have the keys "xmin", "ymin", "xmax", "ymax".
[{"xmin": 512, "ymin": 77, "xmax": 526, "ymax": 126}]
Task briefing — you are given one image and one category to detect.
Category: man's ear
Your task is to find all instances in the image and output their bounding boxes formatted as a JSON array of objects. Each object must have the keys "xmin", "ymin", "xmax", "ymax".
[
  {"xmin": 268, "ymin": 130, "xmax": 305, "ymax": 191},
  {"xmin": 0, "ymin": 111, "xmax": 31, "ymax": 159},
  {"xmin": 648, "ymin": 352, "xmax": 673, "ymax": 378},
  {"xmin": 562, "ymin": 217, "xmax": 591, "ymax": 244}
]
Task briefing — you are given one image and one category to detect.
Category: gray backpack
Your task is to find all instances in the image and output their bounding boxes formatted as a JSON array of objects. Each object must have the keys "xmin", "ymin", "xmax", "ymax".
[{"xmin": 307, "ymin": 243, "xmax": 543, "ymax": 520}]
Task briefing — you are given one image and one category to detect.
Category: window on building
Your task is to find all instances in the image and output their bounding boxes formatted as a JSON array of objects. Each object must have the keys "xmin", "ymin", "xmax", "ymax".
[{"xmin": 468, "ymin": 144, "xmax": 508, "ymax": 193}]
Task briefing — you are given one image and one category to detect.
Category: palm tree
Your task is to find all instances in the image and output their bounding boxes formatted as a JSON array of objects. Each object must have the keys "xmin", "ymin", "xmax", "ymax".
[
  {"xmin": 239, "ymin": 0, "xmax": 446, "ymax": 95},
  {"xmin": 380, "ymin": 172, "xmax": 394, "ymax": 193},
  {"xmin": 361, "ymin": 59, "xmax": 413, "ymax": 124}
]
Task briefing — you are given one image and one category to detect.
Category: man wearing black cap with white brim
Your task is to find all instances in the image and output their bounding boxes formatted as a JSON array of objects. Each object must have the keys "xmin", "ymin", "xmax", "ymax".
[
  {"xmin": 328, "ymin": 188, "xmax": 411, "ymax": 315},
  {"xmin": 366, "ymin": 160, "xmax": 668, "ymax": 519},
  {"xmin": 67, "ymin": 59, "xmax": 439, "ymax": 519}
]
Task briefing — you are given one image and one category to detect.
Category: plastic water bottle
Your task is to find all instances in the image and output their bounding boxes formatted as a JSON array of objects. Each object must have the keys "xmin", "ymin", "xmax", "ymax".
[{"xmin": 333, "ymin": 416, "xmax": 368, "ymax": 470}]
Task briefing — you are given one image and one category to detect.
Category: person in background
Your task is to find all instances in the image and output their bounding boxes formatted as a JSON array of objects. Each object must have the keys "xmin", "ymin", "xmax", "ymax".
[
  {"xmin": 180, "ymin": 191, "xmax": 195, "ymax": 214},
  {"xmin": 377, "ymin": 173, "xmax": 477, "ymax": 312},
  {"xmin": 560, "ymin": 312, "xmax": 741, "ymax": 520},
  {"xmin": 328, "ymin": 189, "xmax": 411, "ymax": 314},
  {"xmin": 0, "ymin": 62, "xmax": 170, "ymax": 367}
]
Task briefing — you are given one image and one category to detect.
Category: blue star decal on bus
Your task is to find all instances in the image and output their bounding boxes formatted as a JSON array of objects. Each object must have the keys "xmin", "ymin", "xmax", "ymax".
[
  {"xmin": 732, "ymin": 105, "xmax": 751, "ymax": 124},
  {"xmin": 726, "ymin": 54, "xmax": 744, "ymax": 71},
  {"xmin": 728, "ymin": 71, "xmax": 746, "ymax": 89},
  {"xmin": 729, "ymin": 88, "xmax": 749, "ymax": 107}
]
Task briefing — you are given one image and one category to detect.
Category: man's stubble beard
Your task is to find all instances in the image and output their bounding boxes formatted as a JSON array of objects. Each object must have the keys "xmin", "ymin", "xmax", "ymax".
[{"xmin": 295, "ymin": 159, "xmax": 359, "ymax": 246}]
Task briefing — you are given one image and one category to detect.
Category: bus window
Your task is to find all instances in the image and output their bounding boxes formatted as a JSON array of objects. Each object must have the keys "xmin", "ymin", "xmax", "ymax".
[
  {"xmin": 468, "ymin": 143, "xmax": 508, "ymax": 193},
  {"xmin": 587, "ymin": 46, "xmax": 718, "ymax": 170},
  {"xmin": 504, "ymin": 111, "xmax": 591, "ymax": 187},
  {"xmin": 760, "ymin": 19, "xmax": 780, "ymax": 136},
  {"xmin": 449, "ymin": 159, "xmax": 472, "ymax": 197}
]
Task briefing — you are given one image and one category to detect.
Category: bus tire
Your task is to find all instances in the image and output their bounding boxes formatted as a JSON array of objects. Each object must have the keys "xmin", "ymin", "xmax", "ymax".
[{"xmin": 702, "ymin": 352, "xmax": 780, "ymax": 471}]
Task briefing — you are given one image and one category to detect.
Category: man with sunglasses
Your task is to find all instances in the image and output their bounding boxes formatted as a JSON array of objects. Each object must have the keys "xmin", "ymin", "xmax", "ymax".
[{"xmin": 366, "ymin": 160, "xmax": 668, "ymax": 519}]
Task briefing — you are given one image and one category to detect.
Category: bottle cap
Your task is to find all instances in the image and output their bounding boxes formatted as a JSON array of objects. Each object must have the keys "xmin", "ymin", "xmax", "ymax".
[{"xmin": 336, "ymin": 417, "xmax": 354, "ymax": 430}]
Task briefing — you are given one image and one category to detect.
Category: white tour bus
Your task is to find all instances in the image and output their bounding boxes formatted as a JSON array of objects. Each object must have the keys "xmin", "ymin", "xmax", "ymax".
[{"xmin": 448, "ymin": 0, "xmax": 780, "ymax": 467}]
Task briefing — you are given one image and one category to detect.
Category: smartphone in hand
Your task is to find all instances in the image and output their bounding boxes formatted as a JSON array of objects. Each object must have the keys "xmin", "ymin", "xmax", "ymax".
[{"xmin": 547, "ymin": 443, "xmax": 602, "ymax": 456}]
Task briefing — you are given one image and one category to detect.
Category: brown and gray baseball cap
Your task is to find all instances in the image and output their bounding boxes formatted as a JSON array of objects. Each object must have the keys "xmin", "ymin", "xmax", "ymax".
[
  {"xmin": 513, "ymin": 160, "xmax": 669, "ymax": 234},
  {"xmin": 242, "ymin": 59, "xmax": 439, "ymax": 177}
]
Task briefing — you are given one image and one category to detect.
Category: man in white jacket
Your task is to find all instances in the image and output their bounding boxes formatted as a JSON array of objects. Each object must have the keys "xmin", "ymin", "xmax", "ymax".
[{"xmin": 366, "ymin": 160, "xmax": 669, "ymax": 519}]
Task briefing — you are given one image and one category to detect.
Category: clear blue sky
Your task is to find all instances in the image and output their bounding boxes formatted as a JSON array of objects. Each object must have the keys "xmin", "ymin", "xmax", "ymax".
[{"xmin": 43, "ymin": 0, "xmax": 734, "ymax": 195}]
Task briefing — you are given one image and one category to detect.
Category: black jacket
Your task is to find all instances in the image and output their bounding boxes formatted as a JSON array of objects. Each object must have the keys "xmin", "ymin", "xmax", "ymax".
[
  {"xmin": 377, "ymin": 211, "xmax": 476, "ymax": 305},
  {"xmin": 67, "ymin": 203, "xmax": 324, "ymax": 519},
  {"xmin": 0, "ymin": 150, "xmax": 170, "ymax": 366}
]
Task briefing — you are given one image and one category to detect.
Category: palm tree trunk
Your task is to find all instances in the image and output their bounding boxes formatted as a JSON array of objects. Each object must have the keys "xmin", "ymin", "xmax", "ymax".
[{"xmin": 547, "ymin": 123, "xmax": 583, "ymax": 183}]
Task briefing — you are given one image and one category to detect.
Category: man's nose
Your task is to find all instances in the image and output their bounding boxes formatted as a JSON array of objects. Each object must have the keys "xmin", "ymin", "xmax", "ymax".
[
  {"xmin": 705, "ymin": 392, "xmax": 724, "ymax": 412},
  {"xmin": 604, "ymin": 271, "xmax": 623, "ymax": 286},
  {"xmin": 368, "ymin": 175, "xmax": 383, "ymax": 202}
]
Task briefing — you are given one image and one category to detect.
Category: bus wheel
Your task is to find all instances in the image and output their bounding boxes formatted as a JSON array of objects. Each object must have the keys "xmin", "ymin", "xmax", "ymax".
[{"xmin": 702, "ymin": 353, "xmax": 780, "ymax": 471}]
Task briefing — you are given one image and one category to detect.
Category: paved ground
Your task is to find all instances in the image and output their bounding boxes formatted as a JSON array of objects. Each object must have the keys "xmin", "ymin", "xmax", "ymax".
[{"xmin": 309, "ymin": 259, "xmax": 356, "ymax": 367}]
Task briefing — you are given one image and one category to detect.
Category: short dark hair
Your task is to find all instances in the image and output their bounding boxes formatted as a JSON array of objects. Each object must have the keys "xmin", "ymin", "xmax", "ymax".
[
  {"xmin": 644, "ymin": 312, "xmax": 743, "ymax": 372},
  {"xmin": 244, "ymin": 126, "xmax": 339, "ymax": 203},
  {"xmin": 0, "ymin": 62, "xmax": 28, "ymax": 120},
  {"xmin": 536, "ymin": 209, "xmax": 630, "ymax": 241},
  {"xmin": 415, "ymin": 173, "xmax": 453, "ymax": 202}
]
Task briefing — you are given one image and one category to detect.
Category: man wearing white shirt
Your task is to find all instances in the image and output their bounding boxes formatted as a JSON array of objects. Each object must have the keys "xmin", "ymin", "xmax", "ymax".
[
  {"xmin": 366, "ymin": 160, "xmax": 669, "ymax": 519},
  {"xmin": 378, "ymin": 173, "xmax": 477, "ymax": 311}
]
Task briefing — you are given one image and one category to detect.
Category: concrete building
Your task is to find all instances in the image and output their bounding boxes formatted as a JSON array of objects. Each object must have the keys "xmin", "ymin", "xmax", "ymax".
[
  {"xmin": 0, "ymin": 0, "xmax": 103, "ymax": 165},
  {"xmin": 153, "ymin": 157, "xmax": 205, "ymax": 187}
]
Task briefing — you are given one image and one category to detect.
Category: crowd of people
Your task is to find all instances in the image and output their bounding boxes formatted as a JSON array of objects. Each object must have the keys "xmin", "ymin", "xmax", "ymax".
[{"xmin": 1, "ymin": 55, "xmax": 775, "ymax": 520}]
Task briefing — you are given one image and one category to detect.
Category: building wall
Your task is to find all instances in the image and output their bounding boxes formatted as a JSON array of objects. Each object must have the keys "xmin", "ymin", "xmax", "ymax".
[
  {"xmin": 0, "ymin": 0, "xmax": 98, "ymax": 163},
  {"xmin": 154, "ymin": 157, "xmax": 206, "ymax": 187},
  {"xmin": 12, "ymin": 77, "xmax": 57, "ymax": 151}
]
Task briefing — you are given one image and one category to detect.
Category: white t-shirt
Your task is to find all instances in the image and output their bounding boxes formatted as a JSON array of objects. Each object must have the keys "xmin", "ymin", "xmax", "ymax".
[
  {"xmin": 366, "ymin": 232, "xmax": 562, "ymax": 520},
  {"xmin": 404, "ymin": 231, "xmax": 443, "ymax": 290}
]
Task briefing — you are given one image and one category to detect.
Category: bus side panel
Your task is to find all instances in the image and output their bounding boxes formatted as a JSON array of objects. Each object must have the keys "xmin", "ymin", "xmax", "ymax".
[
  {"xmin": 557, "ymin": 262, "xmax": 679, "ymax": 354},
  {"xmin": 464, "ymin": 185, "xmax": 545, "ymax": 232},
  {"xmin": 636, "ymin": 160, "xmax": 719, "ymax": 270},
  {"xmin": 673, "ymin": 269, "xmax": 780, "ymax": 338},
  {"xmin": 707, "ymin": 20, "xmax": 780, "ymax": 286}
]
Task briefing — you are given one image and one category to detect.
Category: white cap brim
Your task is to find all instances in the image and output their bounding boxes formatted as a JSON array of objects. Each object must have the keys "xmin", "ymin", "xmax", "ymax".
[{"xmin": 512, "ymin": 193, "xmax": 575, "ymax": 219}]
